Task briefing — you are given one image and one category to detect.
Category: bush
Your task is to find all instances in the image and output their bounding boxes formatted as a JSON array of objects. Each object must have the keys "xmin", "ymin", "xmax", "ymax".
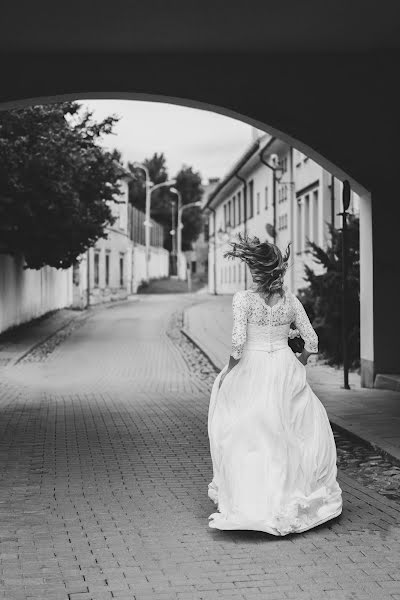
[{"xmin": 298, "ymin": 215, "xmax": 360, "ymax": 369}]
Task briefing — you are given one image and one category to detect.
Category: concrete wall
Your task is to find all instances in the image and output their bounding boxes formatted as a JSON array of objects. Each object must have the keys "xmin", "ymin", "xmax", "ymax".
[
  {"xmin": 0, "ymin": 254, "xmax": 73, "ymax": 334},
  {"xmin": 131, "ymin": 244, "xmax": 170, "ymax": 293}
]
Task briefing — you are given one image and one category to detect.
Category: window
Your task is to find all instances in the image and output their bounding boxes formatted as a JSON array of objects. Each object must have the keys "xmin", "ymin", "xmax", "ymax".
[
  {"xmin": 105, "ymin": 252, "xmax": 110, "ymax": 287},
  {"xmin": 94, "ymin": 252, "xmax": 100, "ymax": 287},
  {"xmin": 73, "ymin": 262, "xmax": 80, "ymax": 286},
  {"xmin": 118, "ymin": 201, "xmax": 125, "ymax": 229},
  {"xmin": 119, "ymin": 254, "xmax": 124, "ymax": 287},
  {"xmin": 224, "ymin": 204, "xmax": 227, "ymax": 230},
  {"xmin": 265, "ymin": 187, "xmax": 269, "ymax": 210},
  {"xmin": 313, "ymin": 190, "xmax": 319, "ymax": 244},
  {"xmin": 232, "ymin": 195, "xmax": 236, "ymax": 226},
  {"xmin": 248, "ymin": 180, "xmax": 254, "ymax": 219},
  {"xmin": 304, "ymin": 195, "xmax": 310, "ymax": 249},
  {"xmin": 256, "ymin": 192, "xmax": 260, "ymax": 214},
  {"xmin": 280, "ymin": 156, "xmax": 288, "ymax": 174},
  {"xmin": 237, "ymin": 192, "xmax": 241, "ymax": 223},
  {"xmin": 204, "ymin": 221, "xmax": 209, "ymax": 242},
  {"xmin": 297, "ymin": 198, "xmax": 302, "ymax": 252},
  {"xmin": 228, "ymin": 200, "xmax": 231, "ymax": 228},
  {"xmin": 278, "ymin": 214, "xmax": 287, "ymax": 231}
]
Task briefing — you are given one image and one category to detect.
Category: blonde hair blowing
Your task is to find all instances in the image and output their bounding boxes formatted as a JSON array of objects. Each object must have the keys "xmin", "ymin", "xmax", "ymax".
[{"xmin": 223, "ymin": 232, "xmax": 291, "ymax": 299}]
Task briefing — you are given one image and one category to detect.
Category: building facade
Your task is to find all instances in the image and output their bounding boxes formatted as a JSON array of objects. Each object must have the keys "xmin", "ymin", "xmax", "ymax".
[
  {"xmin": 204, "ymin": 132, "xmax": 359, "ymax": 296},
  {"xmin": 72, "ymin": 177, "xmax": 170, "ymax": 307}
]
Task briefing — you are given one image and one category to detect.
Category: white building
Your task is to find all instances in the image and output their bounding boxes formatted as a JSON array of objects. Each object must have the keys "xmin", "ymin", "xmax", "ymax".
[
  {"xmin": 72, "ymin": 176, "xmax": 134, "ymax": 308},
  {"xmin": 72, "ymin": 176, "xmax": 170, "ymax": 307},
  {"xmin": 204, "ymin": 131, "xmax": 359, "ymax": 295}
]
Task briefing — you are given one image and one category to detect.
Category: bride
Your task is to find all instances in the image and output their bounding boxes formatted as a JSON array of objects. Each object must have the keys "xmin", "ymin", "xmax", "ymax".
[{"xmin": 207, "ymin": 233, "xmax": 342, "ymax": 536}]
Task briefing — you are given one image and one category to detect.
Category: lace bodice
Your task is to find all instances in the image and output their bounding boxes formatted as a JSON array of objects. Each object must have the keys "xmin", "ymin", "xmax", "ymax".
[{"xmin": 230, "ymin": 286, "xmax": 318, "ymax": 359}]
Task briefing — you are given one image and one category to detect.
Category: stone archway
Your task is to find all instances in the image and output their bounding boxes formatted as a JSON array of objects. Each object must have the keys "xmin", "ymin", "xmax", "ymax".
[{"xmin": 0, "ymin": 88, "xmax": 383, "ymax": 388}]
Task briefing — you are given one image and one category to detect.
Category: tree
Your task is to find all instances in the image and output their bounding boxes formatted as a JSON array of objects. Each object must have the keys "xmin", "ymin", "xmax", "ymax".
[
  {"xmin": 298, "ymin": 214, "xmax": 360, "ymax": 368},
  {"xmin": 0, "ymin": 102, "xmax": 125, "ymax": 269},
  {"xmin": 174, "ymin": 165, "xmax": 203, "ymax": 252},
  {"xmin": 128, "ymin": 155, "xmax": 204, "ymax": 252},
  {"xmin": 127, "ymin": 152, "xmax": 168, "ymax": 215}
]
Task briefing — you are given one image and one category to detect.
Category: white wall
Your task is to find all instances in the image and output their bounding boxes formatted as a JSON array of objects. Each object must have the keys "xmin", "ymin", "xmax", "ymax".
[
  {"xmin": 0, "ymin": 254, "xmax": 73, "ymax": 334},
  {"xmin": 131, "ymin": 244, "xmax": 170, "ymax": 293}
]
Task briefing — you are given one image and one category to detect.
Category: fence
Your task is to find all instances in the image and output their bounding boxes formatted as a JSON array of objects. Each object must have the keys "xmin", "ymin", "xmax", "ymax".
[
  {"xmin": 128, "ymin": 204, "xmax": 164, "ymax": 247},
  {"xmin": 0, "ymin": 254, "xmax": 73, "ymax": 334}
]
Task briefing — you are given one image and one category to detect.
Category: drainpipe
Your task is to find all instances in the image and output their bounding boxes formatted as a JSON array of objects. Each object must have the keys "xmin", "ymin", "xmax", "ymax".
[
  {"xmin": 289, "ymin": 146, "xmax": 295, "ymax": 293},
  {"xmin": 206, "ymin": 206, "xmax": 218, "ymax": 295},
  {"xmin": 331, "ymin": 174, "xmax": 335, "ymax": 239},
  {"xmin": 234, "ymin": 171, "xmax": 248, "ymax": 289},
  {"xmin": 259, "ymin": 149, "xmax": 277, "ymax": 244}
]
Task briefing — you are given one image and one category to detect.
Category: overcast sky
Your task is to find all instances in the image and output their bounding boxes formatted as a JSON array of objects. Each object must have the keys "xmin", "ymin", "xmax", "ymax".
[{"xmin": 81, "ymin": 100, "xmax": 262, "ymax": 183}]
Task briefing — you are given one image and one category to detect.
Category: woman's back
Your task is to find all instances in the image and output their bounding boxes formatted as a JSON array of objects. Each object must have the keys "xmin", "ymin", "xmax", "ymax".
[{"xmin": 231, "ymin": 287, "xmax": 318, "ymax": 359}]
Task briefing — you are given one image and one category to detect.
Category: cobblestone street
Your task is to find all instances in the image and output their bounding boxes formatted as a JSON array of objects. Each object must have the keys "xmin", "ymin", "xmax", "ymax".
[{"xmin": 1, "ymin": 295, "xmax": 400, "ymax": 600}]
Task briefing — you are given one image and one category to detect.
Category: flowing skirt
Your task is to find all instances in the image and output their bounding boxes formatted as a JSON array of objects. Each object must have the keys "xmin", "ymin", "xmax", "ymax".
[{"xmin": 207, "ymin": 345, "xmax": 343, "ymax": 536}]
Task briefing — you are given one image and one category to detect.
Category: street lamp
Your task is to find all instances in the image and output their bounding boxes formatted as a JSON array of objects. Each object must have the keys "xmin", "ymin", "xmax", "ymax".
[
  {"xmin": 339, "ymin": 180, "xmax": 351, "ymax": 390},
  {"xmin": 217, "ymin": 223, "xmax": 233, "ymax": 244},
  {"xmin": 170, "ymin": 187, "xmax": 182, "ymax": 278},
  {"xmin": 203, "ymin": 204, "xmax": 218, "ymax": 295},
  {"xmin": 170, "ymin": 188, "xmax": 202, "ymax": 280},
  {"xmin": 131, "ymin": 162, "xmax": 176, "ymax": 282},
  {"xmin": 177, "ymin": 199, "xmax": 202, "ymax": 285},
  {"xmin": 169, "ymin": 198, "xmax": 177, "ymax": 276},
  {"xmin": 259, "ymin": 150, "xmax": 283, "ymax": 244}
]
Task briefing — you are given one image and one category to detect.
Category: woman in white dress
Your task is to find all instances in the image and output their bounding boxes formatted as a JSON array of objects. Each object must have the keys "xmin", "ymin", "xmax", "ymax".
[{"xmin": 207, "ymin": 233, "xmax": 342, "ymax": 536}]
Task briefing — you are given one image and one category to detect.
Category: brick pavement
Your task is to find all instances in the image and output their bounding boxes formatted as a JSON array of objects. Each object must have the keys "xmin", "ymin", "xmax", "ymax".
[
  {"xmin": 182, "ymin": 294, "xmax": 400, "ymax": 465},
  {"xmin": 0, "ymin": 294, "xmax": 400, "ymax": 600}
]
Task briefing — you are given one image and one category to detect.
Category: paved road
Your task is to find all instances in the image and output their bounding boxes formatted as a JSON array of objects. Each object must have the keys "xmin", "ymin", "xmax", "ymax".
[{"xmin": 1, "ymin": 295, "xmax": 400, "ymax": 600}]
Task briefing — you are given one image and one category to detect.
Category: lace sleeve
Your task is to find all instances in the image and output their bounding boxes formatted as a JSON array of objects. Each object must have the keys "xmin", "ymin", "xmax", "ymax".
[
  {"xmin": 231, "ymin": 291, "xmax": 248, "ymax": 359},
  {"xmin": 292, "ymin": 295, "xmax": 318, "ymax": 353}
]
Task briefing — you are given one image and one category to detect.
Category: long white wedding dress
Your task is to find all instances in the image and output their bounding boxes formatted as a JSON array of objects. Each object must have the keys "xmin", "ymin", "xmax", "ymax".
[{"xmin": 207, "ymin": 285, "xmax": 342, "ymax": 536}]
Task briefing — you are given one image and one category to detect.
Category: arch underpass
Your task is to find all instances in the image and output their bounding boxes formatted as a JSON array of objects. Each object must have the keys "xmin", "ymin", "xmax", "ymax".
[{"xmin": 1, "ymin": 0, "xmax": 400, "ymax": 387}]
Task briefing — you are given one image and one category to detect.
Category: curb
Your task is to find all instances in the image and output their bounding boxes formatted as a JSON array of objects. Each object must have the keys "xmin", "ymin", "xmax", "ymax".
[
  {"xmin": 181, "ymin": 306, "xmax": 400, "ymax": 469},
  {"xmin": 8, "ymin": 295, "xmax": 142, "ymax": 366},
  {"xmin": 181, "ymin": 326, "xmax": 223, "ymax": 373},
  {"xmin": 13, "ymin": 312, "xmax": 88, "ymax": 366}
]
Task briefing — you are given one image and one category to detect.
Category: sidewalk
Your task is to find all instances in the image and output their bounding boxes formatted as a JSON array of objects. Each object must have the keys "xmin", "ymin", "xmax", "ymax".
[
  {"xmin": 0, "ymin": 295, "xmax": 140, "ymax": 367},
  {"xmin": 182, "ymin": 293, "xmax": 400, "ymax": 465}
]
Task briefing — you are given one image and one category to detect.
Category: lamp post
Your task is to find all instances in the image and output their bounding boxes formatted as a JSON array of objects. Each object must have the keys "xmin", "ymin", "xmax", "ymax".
[
  {"xmin": 259, "ymin": 151, "xmax": 284, "ymax": 244},
  {"xmin": 169, "ymin": 199, "xmax": 177, "ymax": 276},
  {"xmin": 170, "ymin": 187, "xmax": 182, "ymax": 278},
  {"xmin": 339, "ymin": 180, "xmax": 351, "ymax": 390},
  {"xmin": 177, "ymin": 200, "xmax": 202, "ymax": 289},
  {"xmin": 132, "ymin": 162, "xmax": 176, "ymax": 283},
  {"xmin": 170, "ymin": 187, "xmax": 202, "ymax": 280},
  {"xmin": 203, "ymin": 205, "xmax": 218, "ymax": 294}
]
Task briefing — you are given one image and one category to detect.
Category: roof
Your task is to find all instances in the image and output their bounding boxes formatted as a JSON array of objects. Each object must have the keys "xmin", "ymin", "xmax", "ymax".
[
  {"xmin": 203, "ymin": 134, "xmax": 278, "ymax": 211},
  {"xmin": 203, "ymin": 139, "xmax": 262, "ymax": 211}
]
